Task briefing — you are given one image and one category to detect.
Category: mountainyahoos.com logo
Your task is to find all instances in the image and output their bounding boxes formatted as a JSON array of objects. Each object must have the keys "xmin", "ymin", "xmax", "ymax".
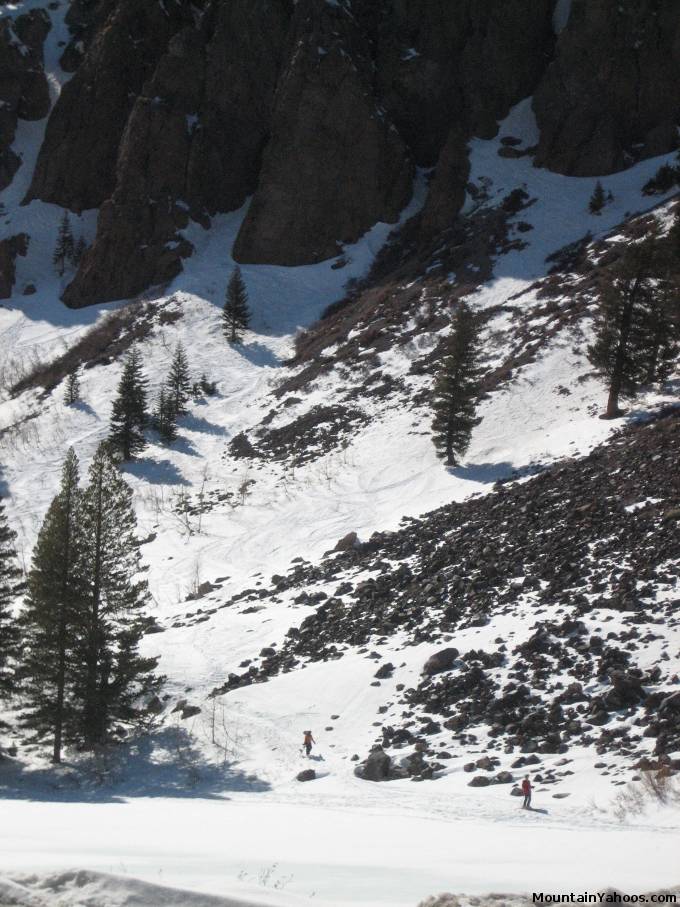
[{"xmin": 533, "ymin": 895, "xmax": 677, "ymax": 904}]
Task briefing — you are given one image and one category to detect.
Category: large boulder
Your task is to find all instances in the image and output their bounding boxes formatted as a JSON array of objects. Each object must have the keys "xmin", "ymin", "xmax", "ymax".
[
  {"xmin": 422, "ymin": 648, "xmax": 459, "ymax": 676},
  {"xmin": 353, "ymin": 747, "xmax": 406, "ymax": 782}
]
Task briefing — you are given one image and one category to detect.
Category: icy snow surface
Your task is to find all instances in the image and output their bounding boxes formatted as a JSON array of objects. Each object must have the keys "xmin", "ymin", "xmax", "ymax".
[{"xmin": 0, "ymin": 2, "xmax": 679, "ymax": 901}]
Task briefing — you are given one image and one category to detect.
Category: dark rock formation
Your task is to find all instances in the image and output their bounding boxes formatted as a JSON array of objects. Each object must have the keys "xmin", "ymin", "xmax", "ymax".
[
  {"xmin": 297, "ymin": 769, "xmax": 316, "ymax": 782},
  {"xmin": 233, "ymin": 0, "xmax": 413, "ymax": 266},
  {"xmin": 374, "ymin": 0, "xmax": 554, "ymax": 166},
  {"xmin": 533, "ymin": 0, "xmax": 680, "ymax": 175},
  {"xmin": 0, "ymin": 9, "xmax": 50, "ymax": 190},
  {"xmin": 24, "ymin": 0, "xmax": 196, "ymax": 212},
  {"xmin": 12, "ymin": 0, "xmax": 680, "ymax": 303},
  {"xmin": 422, "ymin": 648, "xmax": 459, "ymax": 677},
  {"xmin": 0, "ymin": 233, "xmax": 29, "ymax": 299},
  {"xmin": 61, "ymin": 0, "xmax": 292, "ymax": 307}
]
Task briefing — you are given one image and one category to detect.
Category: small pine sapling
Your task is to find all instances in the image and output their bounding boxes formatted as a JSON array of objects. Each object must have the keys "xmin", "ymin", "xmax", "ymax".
[
  {"xmin": 53, "ymin": 212, "xmax": 75, "ymax": 276},
  {"xmin": 222, "ymin": 266, "xmax": 251, "ymax": 344},
  {"xmin": 588, "ymin": 181, "xmax": 606, "ymax": 215}
]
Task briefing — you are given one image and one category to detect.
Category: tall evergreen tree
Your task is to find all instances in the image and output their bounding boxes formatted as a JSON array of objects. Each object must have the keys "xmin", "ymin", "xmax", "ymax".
[
  {"xmin": 74, "ymin": 444, "xmax": 159, "ymax": 748},
  {"xmin": 153, "ymin": 385, "xmax": 178, "ymax": 444},
  {"xmin": 109, "ymin": 347, "xmax": 148, "ymax": 460},
  {"xmin": 64, "ymin": 368, "xmax": 81, "ymax": 406},
  {"xmin": 0, "ymin": 498, "xmax": 21, "ymax": 698},
  {"xmin": 166, "ymin": 342, "xmax": 192, "ymax": 417},
  {"xmin": 431, "ymin": 302, "xmax": 481, "ymax": 467},
  {"xmin": 222, "ymin": 266, "xmax": 251, "ymax": 343},
  {"xmin": 53, "ymin": 212, "xmax": 75, "ymax": 277},
  {"xmin": 587, "ymin": 234, "xmax": 678, "ymax": 418},
  {"xmin": 20, "ymin": 450, "xmax": 86, "ymax": 762}
]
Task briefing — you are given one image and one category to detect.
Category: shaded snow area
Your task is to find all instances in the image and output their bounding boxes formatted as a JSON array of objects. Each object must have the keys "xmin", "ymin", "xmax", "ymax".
[{"xmin": 0, "ymin": 2, "xmax": 679, "ymax": 901}]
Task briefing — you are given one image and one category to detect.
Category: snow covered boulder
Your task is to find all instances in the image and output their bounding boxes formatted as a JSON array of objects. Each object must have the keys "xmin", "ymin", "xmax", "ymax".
[
  {"xmin": 297, "ymin": 769, "xmax": 316, "ymax": 782},
  {"xmin": 422, "ymin": 648, "xmax": 459, "ymax": 676}
]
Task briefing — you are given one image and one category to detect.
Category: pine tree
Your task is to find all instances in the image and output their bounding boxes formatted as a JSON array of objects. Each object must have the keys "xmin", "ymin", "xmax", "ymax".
[
  {"xmin": 431, "ymin": 302, "xmax": 481, "ymax": 467},
  {"xmin": 109, "ymin": 347, "xmax": 148, "ymax": 461},
  {"xmin": 0, "ymin": 498, "xmax": 21, "ymax": 699},
  {"xmin": 153, "ymin": 385, "xmax": 178, "ymax": 444},
  {"xmin": 166, "ymin": 342, "xmax": 192, "ymax": 417},
  {"xmin": 222, "ymin": 266, "xmax": 251, "ymax": 344},
  {"xmin": 20, "ymin": 450, "xmax": 86, "ymax": 762},
  {"xmin": 72, "ymin": 236, "xmax": 87, "ymax": 267},
  {"xmin": 73, "ymin": 444, "xmax": 160, "ymax": 748},
  {"xmin": 64, "ymin": 368, "xmax": 81, "ymax": 406},
  {"xmin": 199, "ymin": 373, "xmax": 217, "ymax": 396},
  {"xmin": 587, "ymin": 234, "xmax": 678, "ymax": 418},
  {"xmin": 53, "ymin": 212, "xmax": 75, "ymax": 277},
  {"xmin": 589, "ymin": 181, "xmax": 606, "ymax": 215}
]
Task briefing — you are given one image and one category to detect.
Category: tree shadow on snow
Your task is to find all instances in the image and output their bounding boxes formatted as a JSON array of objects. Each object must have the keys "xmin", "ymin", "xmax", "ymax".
[
  {"xmin": 0, "ymin": 726, "xmax": 270, "ymax": 803},
  {"xmin": 122, "ymin": 458, "xmax": 190, "ymax": 486},
  {"xmin": 449, "ymin": 460, "xmax": 544, "ymax": 484},
  {"xmin": 239, "ymin": 341, "xmax": 280, "ymax": 368},
  {"xmin": 67, "ymin": 400, "xmax": 97, "ymax": 417},
  {"xmin": 180, "ymin": 413, "xmax": 228, "ymax": 436}
]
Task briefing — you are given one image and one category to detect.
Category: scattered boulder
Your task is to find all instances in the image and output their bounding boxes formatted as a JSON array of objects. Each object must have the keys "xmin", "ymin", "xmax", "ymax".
[
  {"xmin": 468, "ymin": 775, "xmax": 492, "ymax": 787},
  {"xmin": 297, "ymin": 769, "xmax": 316, "ymax": 782},
  {"xmin": 334, "ymin": 531, "xmax": 359, "ymax": 552},
  {"xmin": 422, "ymin": 648, "xmax": 459, "ymax": 676}
]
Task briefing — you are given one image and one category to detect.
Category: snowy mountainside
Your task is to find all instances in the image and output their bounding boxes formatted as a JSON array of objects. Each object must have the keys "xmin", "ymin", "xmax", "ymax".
[{"xmin": 1, "ymin": 2, "xmax": 680, "ymax": 903}]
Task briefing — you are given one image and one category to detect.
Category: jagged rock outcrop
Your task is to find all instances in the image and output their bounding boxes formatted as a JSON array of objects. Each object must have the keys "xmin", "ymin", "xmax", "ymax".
[
  {"xmin": 62, "ymin": 0, "xmax": 292, "ymax": 307},
  {"xmin": 533, "ymin": 0, "xmax": 680, "ymax": 176},
  {"xmin": 0, "ymin": 9, "xmax": 50, "ymax": 190},
  {"xmin": 24, "ymin": 0, "xmax": 197, "ymax": 212},
  {"xmin": 12, "ymin": 0, "xmax": 680, "ymax": 303},
  {"xmin": 375, "ymin": 0, "xmax": 554, "ymax": 167},
  {"xmin": 0, "ymin": 233, "xmax": 29, "ymax": 299},
  {"xmin": 233, "ymin": 0, "xmax": 413, "ymax": 266}
]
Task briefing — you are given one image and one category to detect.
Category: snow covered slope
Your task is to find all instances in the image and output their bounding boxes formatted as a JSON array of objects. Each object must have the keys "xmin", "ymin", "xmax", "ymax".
[{"xmin": 1, "ymin": 3, "xmax": 679, "ymax": 903}]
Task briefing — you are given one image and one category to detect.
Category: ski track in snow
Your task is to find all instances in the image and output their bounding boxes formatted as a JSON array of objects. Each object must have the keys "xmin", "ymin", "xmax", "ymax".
[{"xmin": 0, "ymin": 4, "xmax": 679, "ymax": 903}]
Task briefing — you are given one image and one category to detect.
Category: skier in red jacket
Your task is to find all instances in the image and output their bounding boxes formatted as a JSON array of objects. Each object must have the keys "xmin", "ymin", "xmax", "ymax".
[{"xmin": 521, "ymin": 775, "xmax": 532, "ymax": 809}]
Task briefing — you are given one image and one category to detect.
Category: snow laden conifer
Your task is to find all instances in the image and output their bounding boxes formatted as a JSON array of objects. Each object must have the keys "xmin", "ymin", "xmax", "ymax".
[
  {"xmin": 0, "ymin": 498, "xmax": 21, "ymax": 699},
  {"xmin": 222, "ymin": 266, "xmax": 251, "ymax": 344},
  {"xmin": 64, "ymin": 368, "xmax": 81, "ymax": 406},
  {"xmin": 588, "ymin": 233, "xmax": 680, "ymax": 418},
  {"xmin": 53, "ymin": 211, "xmax": 75, "ymax": 277},
  {"xmin": 20, "ymin": 449, "xmax": 86, "ymax": 762},
  {"xmin": 73, "ymin": 443, "xmax": 160, "ymax": 749},
  {"xmin": 431, "ymin": 302, "xmax": 481, "ymax": 467},
  {"xmin": 166, "ymin": 342, "xmax": 192, "ymax": 417},
  {"xmin": 109, "ymin": 347, "xmax": 149, "ymax": 460}
]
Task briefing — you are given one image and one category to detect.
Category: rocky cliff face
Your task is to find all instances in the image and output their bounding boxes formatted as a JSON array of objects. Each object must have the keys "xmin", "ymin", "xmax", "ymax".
[
  {"xmin": 0, "ymin": 9, "xmax": 50, "ymax": 191},
  {"xmin": 533, "ymin": 0, "xmax": 680, "ymax": 176},
  {"xmin": 232, "ymin": 0, "xmax": 414, "ymax": 265},
  {"xmin": 7, "ymin": 0, "xmax": 680, "ymax": 306}
]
